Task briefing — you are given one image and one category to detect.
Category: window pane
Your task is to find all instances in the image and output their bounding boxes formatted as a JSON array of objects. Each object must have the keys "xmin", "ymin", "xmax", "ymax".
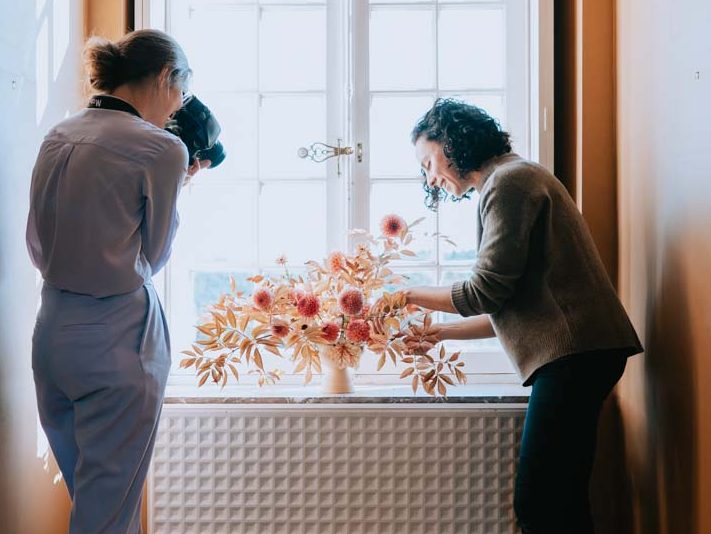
[
  {"xmin": 173, "ymin": 182, "xmax": 258, "ymax": 266},
  {"xmin": 192, "ymin": 271, "xmax": 253, "ymax": 318},
  {"xmin": 370, "ymin": 95, "xmax": 433, "ymax": 177},
  {"xmin": 173, "ymin": 4, "xmax": 258, "ymax": 93},
  {"xmin": 259, "ymin": 95, "xmax": 326, "ymax": 179},
  {"xmin": 369, "ymin": 7, "xmax": 434, "ymax": 91},
  {"xmin": 449, "ymin": 93, "xmax": 506, "ymax": 129},
  {"xmin": 382, "ymin": 269, "xmax": 435, "ymax": 293},
  {"xmin": 438, "ymin": 191, "xmax": 479, "ymax": 264},
  {"xmin": 370, "ymin": 181, "xmax": 435, "ymax": 261},
  {"xmin": 197, "ymin": 93, "xmax": 258, "ymax": 181},
  {"xmin": 438, "ymin": 7, "xmax": 505, "ymax": 90},
  {"xmin": 260, "ymin": 6, "xmax": 326, "ymax": 91},
  {"xmin": 259, "ymin": 182, "xmax": 327, "ymax": 264}
]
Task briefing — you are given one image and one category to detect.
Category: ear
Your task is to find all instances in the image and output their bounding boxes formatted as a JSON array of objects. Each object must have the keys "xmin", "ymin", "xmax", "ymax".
[{"xmin": 157, "ymin": 66, "xmax": 173, "ymax": 89}]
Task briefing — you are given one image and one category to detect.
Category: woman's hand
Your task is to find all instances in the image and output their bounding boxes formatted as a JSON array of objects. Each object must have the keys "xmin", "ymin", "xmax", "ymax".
[
  {"xmin": 184, "ymin": 158, "xmax": 211, "ymax": 185},
  {"xmin": 403, "ymin": 323, "xmax": 443, "ymax": 355}
]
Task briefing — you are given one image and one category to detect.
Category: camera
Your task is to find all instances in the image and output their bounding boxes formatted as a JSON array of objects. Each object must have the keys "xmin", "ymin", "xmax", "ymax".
[{"xmin": 165, "ymin": 95, "xmax": 226, "ymax": 168}]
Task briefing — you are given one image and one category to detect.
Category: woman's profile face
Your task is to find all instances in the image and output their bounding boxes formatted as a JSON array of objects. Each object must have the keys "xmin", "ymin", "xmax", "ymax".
[
  {"xmin": 158, "ymin": 82, "xmax": 184, "ymax": 127},
  {"xmin": 415, "ymin": 137, "xmax": 470, "ymax": 197}
]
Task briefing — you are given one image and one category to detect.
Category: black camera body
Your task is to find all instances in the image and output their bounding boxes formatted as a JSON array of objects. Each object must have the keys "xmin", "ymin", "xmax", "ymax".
[{"xmin": 165, "ymin": 95, "xmax": 226, "ymax": 168}]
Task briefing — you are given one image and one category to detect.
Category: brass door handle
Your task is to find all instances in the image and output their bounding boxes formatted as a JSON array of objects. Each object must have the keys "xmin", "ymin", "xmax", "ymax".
[{"xmin": 297, "ymin": 138, "xmax": 361, "ymax": 175}]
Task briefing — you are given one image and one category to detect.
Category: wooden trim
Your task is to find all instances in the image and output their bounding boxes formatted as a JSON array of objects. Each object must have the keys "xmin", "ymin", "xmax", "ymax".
[
  {"xmin": 554, "ymin": 0, "xmax": 618, "ymax": 285},
  {"xmin": 84, "ymin": 0, "xmax": 131, "ymax": 41}
]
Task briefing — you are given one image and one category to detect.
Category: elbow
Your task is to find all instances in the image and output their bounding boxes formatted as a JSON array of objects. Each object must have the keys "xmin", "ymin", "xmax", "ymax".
[{"xmin": 451, "ymin": 278, "xmax": 509, "ymax": 316}]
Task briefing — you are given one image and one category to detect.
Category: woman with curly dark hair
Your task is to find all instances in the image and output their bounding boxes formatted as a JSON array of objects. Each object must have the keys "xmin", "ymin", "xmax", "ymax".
[{"xmin": 403, "ymin": 99, "xmax": 642, "ymax": 534}]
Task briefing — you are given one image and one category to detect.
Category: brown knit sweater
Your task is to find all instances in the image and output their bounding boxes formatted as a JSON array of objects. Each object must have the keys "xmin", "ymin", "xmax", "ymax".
[{"xmin": 450, "ymin": 153, "xmax": 643, "ymax": 384}]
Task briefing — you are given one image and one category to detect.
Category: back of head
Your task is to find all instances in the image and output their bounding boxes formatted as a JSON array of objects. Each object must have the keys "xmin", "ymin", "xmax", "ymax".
[
  {"xmin": 84, "ymin": 29, "xmax": 191, "ymax": 93},
  {"xmin": 411, "ymin": 98, "xmax": 512, "ymax": 175}
]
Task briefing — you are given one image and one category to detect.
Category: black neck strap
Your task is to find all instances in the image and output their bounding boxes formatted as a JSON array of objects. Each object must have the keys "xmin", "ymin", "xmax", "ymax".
[{"xmin": 88, "ymin": 95, "xmax": 142, "ymax": 119}]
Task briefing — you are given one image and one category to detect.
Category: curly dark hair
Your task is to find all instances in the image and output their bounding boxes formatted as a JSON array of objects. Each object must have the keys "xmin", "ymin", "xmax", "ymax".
[{"xmin": 411, "ymin": 99, "xmax": 512, "ymax": 210}]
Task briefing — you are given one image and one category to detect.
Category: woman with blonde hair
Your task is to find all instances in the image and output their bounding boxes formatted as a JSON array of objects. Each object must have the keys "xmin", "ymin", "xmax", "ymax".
[{"xmin": 27, "ymin": 29, "xmax": 208, "ymax": 533}]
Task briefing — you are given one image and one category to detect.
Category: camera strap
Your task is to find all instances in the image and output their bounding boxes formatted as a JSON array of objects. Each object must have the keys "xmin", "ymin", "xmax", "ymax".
[{"xmin": 87, "ymin": 95, "xmax": 141, "ymax": 119}]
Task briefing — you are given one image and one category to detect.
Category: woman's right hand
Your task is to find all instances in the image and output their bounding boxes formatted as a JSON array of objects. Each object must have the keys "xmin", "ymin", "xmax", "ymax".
[
  {"xmin": 183, "ymin": 158, "xmax": 211, "ymax": 186},
  {"xmin": 187, "ymin": 158, "xmax": 211, "ymax": 177},
  {"xmin": 403, "ymin": 323, "xmax": 444, "ymax": 355}
]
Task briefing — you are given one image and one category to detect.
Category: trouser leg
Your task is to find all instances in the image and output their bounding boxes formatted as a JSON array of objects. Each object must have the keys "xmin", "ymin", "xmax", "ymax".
[{"xmin": 513, "ymin": 353, "xmax": 626, "ymax": 534}]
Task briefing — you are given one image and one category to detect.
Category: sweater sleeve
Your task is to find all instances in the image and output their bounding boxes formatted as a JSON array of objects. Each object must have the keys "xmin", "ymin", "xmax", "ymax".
[
  {"xmin": 451, "ymin": 177, "xmax": 543, "ymax": 316},
  {"xmin": 140, "ymin": 139, "xmax": 189, "ymax": 274}
]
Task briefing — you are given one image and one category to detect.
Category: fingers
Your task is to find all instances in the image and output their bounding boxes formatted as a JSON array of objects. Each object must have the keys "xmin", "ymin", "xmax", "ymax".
[{"xmin": 187, "ymin": 158, "xmax": 212, "ymax": 177}]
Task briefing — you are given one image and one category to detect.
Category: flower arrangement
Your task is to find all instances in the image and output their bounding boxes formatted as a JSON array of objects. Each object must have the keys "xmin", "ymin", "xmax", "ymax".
[{"xmin": 179, "ymin": 215, "xmax": 467, "ymax": 396}]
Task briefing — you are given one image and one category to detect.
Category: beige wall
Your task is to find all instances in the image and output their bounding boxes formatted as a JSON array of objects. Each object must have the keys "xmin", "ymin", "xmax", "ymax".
[
  {"xmin": 617, "ymin": 0, "xmax": 711, "ymax": 533},
  {"xmin": 0, "ymin": 1, "xmax": 85, "ymax": 532}
]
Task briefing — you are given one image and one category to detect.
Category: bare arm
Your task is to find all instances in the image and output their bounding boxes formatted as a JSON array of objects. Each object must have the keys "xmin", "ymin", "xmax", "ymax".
[{"xmin": 437, "ymin": 315, "xmax": 495, "ymax": 341}]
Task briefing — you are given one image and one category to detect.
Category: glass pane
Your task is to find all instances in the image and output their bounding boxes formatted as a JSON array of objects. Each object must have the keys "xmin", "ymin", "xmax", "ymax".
[
  {"xmin": 197, "ymin": 93, "xmax": 258, "ymax": 180},
  {"xmin": 438, "ymin": 7, "xmax": 505, "ymax": 90},
  {"xmin": 438, "ymin": 191, "xmax": 479, "ymax": 264},
  {"xmin": 370, "ymin": 181, "xmax": 435, "ymax": 260},
  {"xmin": 192, "ymin": 271, "xmax": 253, "ymax": 318},
  {"xmin": 369, "ymin": 7, "xmax": 434, "ymax": 91},
  {"xmin": 448, "ymin": 93, "xmax": 506, "ymax": 129},
  {"xmin": 370, "ymin": 95, "xmax": 433, "ymax": 177},
  {"xmin": 173, "ymin": 182, "xmax": 258, "ymax": 266},
  {"xmin": 259, "ymin": 182, "xmax": 327, "ymax": 264},
  {"xmin": 259, "ymin": 95, "xmax": 326, "ymax": 179},
  {"xmin": 174, "ymin": 4, "xmax": 258, "ymax": 93},
  {"xmin": 260, "ymin": 6, "xmax": 326, "ymax": 91},
  {"xmin": 381, "ymin": 269, "xmax": 435, "ymax": 294}
]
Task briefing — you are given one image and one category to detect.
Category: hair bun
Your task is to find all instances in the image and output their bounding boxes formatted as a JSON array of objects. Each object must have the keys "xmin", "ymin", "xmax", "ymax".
[{"xmin": 84, "ymin": 36, "xmax": 124, "ymax": 92}]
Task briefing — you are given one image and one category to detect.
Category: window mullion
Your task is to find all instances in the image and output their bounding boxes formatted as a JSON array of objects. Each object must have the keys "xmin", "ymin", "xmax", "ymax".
[{"xmin": 349, "ymin": 0, "xmax": 371, "ymax": 248}]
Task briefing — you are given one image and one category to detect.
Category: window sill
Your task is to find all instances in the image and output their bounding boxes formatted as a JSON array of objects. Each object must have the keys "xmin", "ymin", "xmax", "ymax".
[{"xmin": 163, "ymin": 382, "xmax": 530, "ymax": 405}]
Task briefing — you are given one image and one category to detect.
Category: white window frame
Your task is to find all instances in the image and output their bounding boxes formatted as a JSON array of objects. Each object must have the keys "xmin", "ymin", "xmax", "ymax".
[{"xmin": 135, "ymin": 0, "xmax": 554, "ymax": 389}]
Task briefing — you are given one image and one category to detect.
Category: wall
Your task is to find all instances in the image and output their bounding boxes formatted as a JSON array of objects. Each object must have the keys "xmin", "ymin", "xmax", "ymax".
[
  {"xmin": 0, "ymin": 0, "xmax": 84, "ymax": 532},
  {"xmin": 617, "ymin": 0, "xmax": 711, "ymax": 533}
]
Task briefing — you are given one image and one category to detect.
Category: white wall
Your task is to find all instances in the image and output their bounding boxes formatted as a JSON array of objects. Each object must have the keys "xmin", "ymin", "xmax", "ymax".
[{"xmin": 0, "ymin": 0, "xmax": 83, "ymax": 531}]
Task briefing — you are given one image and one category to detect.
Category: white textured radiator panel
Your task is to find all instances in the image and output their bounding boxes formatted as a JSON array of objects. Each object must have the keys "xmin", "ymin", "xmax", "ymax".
[{"xmin": 149, "ymin": 406, "xmax": 525, "ymax": 534}]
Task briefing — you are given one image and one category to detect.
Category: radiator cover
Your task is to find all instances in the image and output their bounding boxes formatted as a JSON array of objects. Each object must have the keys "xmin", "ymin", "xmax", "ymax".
[{"xmin": 149, "ymin": 405, "xmax": 526, "ymax": 534}]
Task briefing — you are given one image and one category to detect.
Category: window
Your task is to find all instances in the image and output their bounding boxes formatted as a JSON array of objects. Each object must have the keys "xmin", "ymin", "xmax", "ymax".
[{"xmin": 138, "ymin": 0, "xmax": 553, "ymax": 388}]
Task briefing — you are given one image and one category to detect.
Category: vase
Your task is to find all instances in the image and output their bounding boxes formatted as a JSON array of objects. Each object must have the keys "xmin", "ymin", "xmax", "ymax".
[{"xmin": 320, "ymin": 349, "xmax": 354, "ymax": 394}]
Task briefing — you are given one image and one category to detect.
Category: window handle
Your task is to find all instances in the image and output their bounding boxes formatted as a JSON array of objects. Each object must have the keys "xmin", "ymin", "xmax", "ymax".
[{"xmin": 297, "ymin": 138, "xmax": 358, "ymax": 175}]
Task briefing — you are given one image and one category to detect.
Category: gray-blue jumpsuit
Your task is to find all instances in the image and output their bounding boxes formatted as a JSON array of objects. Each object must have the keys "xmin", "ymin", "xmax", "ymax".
[{"xmin": 26, "ymin": 102, "xmax": 188, "ymax": 533}]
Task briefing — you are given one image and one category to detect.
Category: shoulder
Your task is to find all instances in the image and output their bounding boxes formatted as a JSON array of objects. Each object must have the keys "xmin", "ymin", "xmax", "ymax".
[
  {"xmin": 481, "ymin": 155, "xmax": 563, "ymax": 201},
  {"xmin": 46, "ymin": 109, "xmax": 187, "ymax": 167}
]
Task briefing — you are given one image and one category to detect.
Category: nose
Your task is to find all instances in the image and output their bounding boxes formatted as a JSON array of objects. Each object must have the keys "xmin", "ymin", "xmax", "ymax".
[{"xmin": 427, "ymin": 173, "xmax": 437, "ymax": 188}]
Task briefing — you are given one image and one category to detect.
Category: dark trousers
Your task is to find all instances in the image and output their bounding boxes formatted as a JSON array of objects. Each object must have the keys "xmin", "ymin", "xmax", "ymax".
[{"xmin": 513, "ymin": 350, "xmax": 627, "ymax": 534}]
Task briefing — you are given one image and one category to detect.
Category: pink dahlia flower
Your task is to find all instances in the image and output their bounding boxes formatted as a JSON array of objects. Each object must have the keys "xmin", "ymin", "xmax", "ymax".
[
  {"xmin": 296, "ymin": 294, "xmax": 320, "ymax": 318},
  {"xmin": 252, "ymin": 288, "xmax": 273, "ymax": 311},
  {"xmin": 327, "ymin": 251, "xmax": 346, "ymax": 273},
  {"xmin": 380, "ymin": 214, "xmax": 406, "ymax": 238},
  {"xmin": 338, "ymin": 288, "xmax": 364, "ymax": 316},
  {"xmin": 345, "ymin": 320, "xmax": 371, "ymax": 343},
  {"xmin": 270, "ymin": 322, "xmax": 290, "ymax": 338},
  {"xmin": 320, "ymin": 322, "xmax": 341, "ymax": 343}
]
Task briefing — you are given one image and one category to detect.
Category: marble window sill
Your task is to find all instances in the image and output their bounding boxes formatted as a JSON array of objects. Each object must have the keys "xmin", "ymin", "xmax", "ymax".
[{"xmin": 164, "ymin": 384, "xmax": 530, "ymax": 405}]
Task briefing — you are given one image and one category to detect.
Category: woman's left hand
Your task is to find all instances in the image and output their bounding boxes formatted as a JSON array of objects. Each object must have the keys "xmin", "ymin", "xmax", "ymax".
[{"xmin": 187, "ymin": 158, "xmax": 211, "ymax": 177}]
